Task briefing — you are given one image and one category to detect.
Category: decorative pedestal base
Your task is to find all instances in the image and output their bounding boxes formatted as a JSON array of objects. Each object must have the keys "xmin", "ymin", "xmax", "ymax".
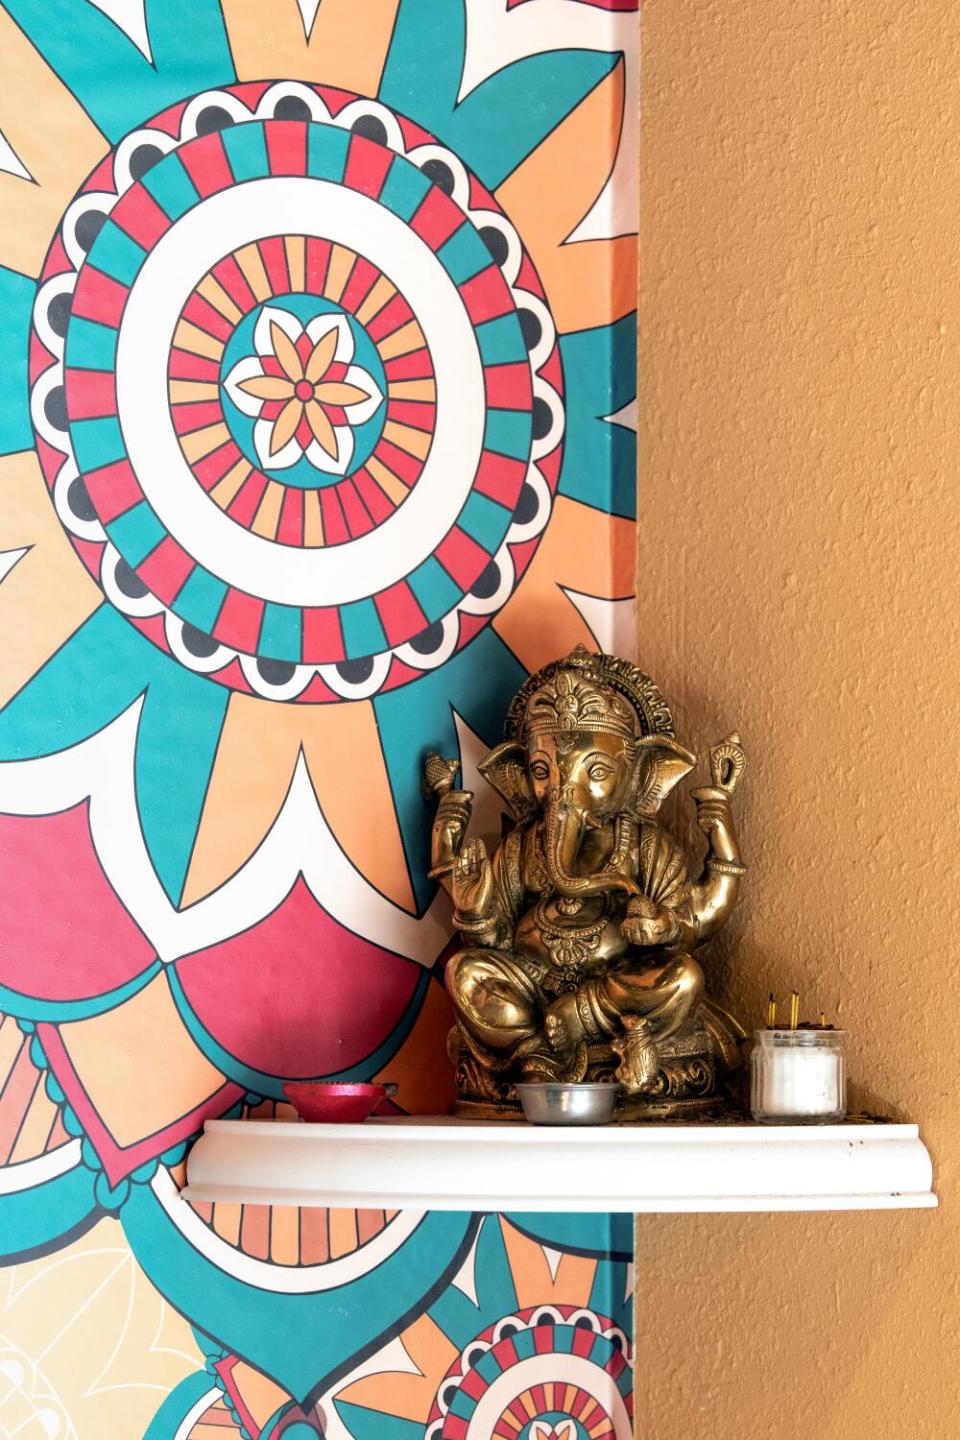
[{"xmin": 451, "ymin": 1016, "xmax": 733, "ymax": 1120}]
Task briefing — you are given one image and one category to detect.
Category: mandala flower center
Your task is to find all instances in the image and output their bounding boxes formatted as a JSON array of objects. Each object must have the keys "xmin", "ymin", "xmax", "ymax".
[{"xmin": 222, "ymin": 299, "xmax": 387, "ymax": 480}]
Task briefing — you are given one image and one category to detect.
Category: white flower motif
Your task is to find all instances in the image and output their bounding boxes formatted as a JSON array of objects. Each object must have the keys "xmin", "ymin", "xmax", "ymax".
[
  {"xmin": 223, "ymin": 305, "xmax": 383, "ymax": 475},
  {"xmin": 530, "ymin": 1421, "xmax": 577, "ymax": 1440}
]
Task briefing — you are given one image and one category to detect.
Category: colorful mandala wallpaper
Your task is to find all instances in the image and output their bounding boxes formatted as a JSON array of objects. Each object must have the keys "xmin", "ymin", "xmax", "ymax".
[{"xmin": 0, "ymin": 2, "xmax": 638, "ymax": 1436}]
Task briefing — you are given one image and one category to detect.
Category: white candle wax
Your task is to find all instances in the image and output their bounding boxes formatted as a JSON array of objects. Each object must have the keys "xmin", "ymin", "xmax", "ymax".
[{"xmin": 761, "ymin": 1047, "xmax": 841, "ymax": 1117}]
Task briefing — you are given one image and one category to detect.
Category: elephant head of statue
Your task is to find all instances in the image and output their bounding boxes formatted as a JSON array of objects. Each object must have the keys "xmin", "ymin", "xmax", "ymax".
[{"xmin": 478, "ymin": 647, "xmax": 696, "ymax": 900}]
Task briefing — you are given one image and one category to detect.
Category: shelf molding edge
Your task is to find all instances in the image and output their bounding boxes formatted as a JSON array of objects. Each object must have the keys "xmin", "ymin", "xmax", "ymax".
[{"xmin": 181, "ymin": 1117, "xmax": 937, "ymax": 1215}]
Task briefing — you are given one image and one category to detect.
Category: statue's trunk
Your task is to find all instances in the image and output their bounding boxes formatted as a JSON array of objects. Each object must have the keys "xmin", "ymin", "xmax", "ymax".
[{"xmin": 544, "ymin": 794, "xmax": 639, "ymax": 899}]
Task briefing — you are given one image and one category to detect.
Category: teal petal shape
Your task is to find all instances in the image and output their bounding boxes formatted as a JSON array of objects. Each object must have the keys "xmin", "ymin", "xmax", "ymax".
[
  {"xmin": 0, "ymin": 605, "xmax": 150, "ymax": 758},
  {"xmin": 2, "ymin": 0, "xmax": 234, "ymax": 143},
  {"xmin": 0, "ymin": 1153, "xmax": 99, "ymax": 1262},
  {"xmin": 0, "ymin": 268, "xmax": 34, "ymax": 457},
  {"xmin": 0, "ymin": 604, "xmax": 228, "ymax": 904},
  {"xmin": 504, "ymin": 1210, "xmax": 633, "ymax": 1261},
  {"xmin": 331, "ymin": 1404, "xmax": 424, "ymax": 1440},
  {"xmin": 427, "ymin": 1213, "xmax": 517, "ymax": 1346},
  {"xmin": 132, "ymin": 657, "xmax": 228, "ymax": 904},
  {"xmin": 121, "ymin": 1184, "xmax": 480, "ymax": 1406},
  {"xmin": 559, "ymin": 314, "xmax": 637, "ymax": 519},
  {"xmin": 374, "ymin": 628, "xmax": 526, "ymax": 913},
  {"xmin": 380, "ymin": 0, "xmax": 616, "ymax": 189}
]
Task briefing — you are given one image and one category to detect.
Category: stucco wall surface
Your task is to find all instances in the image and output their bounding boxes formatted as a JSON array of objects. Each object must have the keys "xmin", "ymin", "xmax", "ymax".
[{"xmin": 637, "ymin": 3, "xmax": 960, "ymax": 1437}]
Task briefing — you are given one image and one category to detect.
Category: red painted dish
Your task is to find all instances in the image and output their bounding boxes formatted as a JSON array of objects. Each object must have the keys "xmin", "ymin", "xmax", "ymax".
[{"xmin": 282, "ymin": 1080, "xmax": 397, "ymax": 1123}]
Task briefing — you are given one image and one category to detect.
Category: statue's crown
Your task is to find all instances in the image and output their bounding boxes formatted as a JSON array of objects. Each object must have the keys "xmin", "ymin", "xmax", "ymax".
[
  {"xmin": 505, "ymin": 645, "xmax": 678, "ymax": 745},
  {"xmin": 522, "ymin": 650, "xmax": 637, "ymax": 741}
]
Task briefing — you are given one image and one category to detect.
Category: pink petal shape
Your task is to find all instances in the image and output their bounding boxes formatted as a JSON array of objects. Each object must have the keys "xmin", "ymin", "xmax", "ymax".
[
  {"xmin": 0, "ymin": 808, "xmax": 155, "ymax": 1003},
  {"xmin": 174, "ymin": 879, "xmax": 422, "ymax": 1078}
]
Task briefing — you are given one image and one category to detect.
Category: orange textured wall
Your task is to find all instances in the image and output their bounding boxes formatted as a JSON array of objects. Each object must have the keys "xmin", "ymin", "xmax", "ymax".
[{"xmin": 637, "ymin": 3, "xmax": 960, "ymax": 1436}]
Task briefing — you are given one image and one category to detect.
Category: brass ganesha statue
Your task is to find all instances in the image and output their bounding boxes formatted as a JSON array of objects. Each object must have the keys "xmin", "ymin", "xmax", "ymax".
[{"xmin": 424, "ymin": 646, "xmax": 748, "ymax": 1118}]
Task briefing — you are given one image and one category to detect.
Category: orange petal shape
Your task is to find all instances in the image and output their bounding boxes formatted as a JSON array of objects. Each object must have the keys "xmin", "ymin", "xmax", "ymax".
[
  {"xmin": 269, "ymin": 320, "xmax": 304, "ymax": 381},
  {"xmin": 0, "ymin": 10, "xmax": 107, "ymax": 276},
  {"xmin": 269, "ymin": 397, "xmax": 303, "ymax": 456},
  {"xmin": 237, "ymin": 374, "xmax": 296, "ymax": 401},
  {"xmin": 181, "ymin": 695, "xmax": 416, "ymax": 912},
  {"xmin": 501, "ymin": 1218, "xmax": 598, "ymax": 1308},
  {"xmin": 495, "ymin": 59, "xmax": 636, "ymax": 334},
  {"xmin": 305, "ymin": 325, "xmax": 340, "ymax": 383},
  {"xmin": 493, "ymin": 496, "xmax": 635, "ymax": 672},
  {"xmin": 313, "ymin": 380, "xmax": 370, "ymax": 407},
  {"xmin": 48, "ymin": 972, "xmax": 235, "ymax": 1174},
  {"xmin": 221, "ymin": 0, "xmax": 400, "ymax": 97},
  {"xmin": 305, "ymin": 399, "xmax": 339, "ymax": 461},
  {"xmin": 336, "ymin": 1312, "xmax": 458, "ymax": 1422}
]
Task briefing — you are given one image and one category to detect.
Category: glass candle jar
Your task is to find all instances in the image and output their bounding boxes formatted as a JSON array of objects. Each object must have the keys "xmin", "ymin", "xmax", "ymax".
[{"xmin": 750, "ymin": 1029, "xmax": 846, "ymax": 1122}]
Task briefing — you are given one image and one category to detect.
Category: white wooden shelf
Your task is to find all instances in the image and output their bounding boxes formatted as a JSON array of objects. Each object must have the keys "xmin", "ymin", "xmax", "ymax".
[{"xmin": 181, "ymin": 1115, "xmax": 936, "ymax": 1214}]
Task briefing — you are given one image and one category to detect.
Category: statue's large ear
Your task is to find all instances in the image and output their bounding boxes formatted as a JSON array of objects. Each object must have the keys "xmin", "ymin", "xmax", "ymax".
[
  {"xmin": 632, "ymin": 737, "xmax": 697, "ymax": 817},
  {"xmin": 478, "ymin": 739, "xmax": 538, "ymax": 823}
]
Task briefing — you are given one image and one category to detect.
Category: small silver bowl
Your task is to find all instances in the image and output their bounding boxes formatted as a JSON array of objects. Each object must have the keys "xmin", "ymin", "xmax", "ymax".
[{"xmin": 515, "ymin": 1081, "xmax": 621, "ymax": 1126}]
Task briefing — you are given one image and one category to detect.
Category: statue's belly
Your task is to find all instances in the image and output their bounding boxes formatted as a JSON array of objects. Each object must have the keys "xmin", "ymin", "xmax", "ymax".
[{"xmin": 514, "ymin": 895, "xmax": 628, "ymax": 991}]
